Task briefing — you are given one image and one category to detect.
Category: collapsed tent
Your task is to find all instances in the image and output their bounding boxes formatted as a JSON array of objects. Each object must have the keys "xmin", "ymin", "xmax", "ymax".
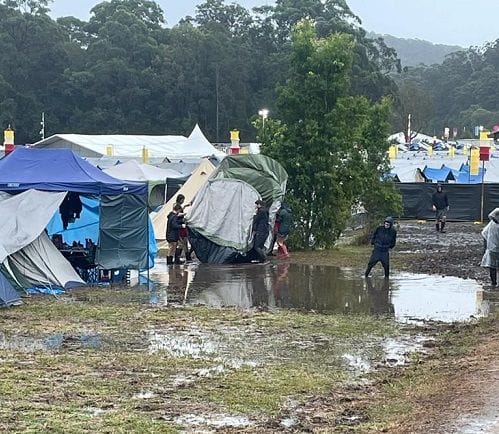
[
  {"xmin": 0, "ymin": 190, "xmax": 85, "ymax": 293},
  {"xmin": 151, "ymin": 158, "xmax": 216, "ymax": 240},
  {"xmin": 187, "ymin": 154, "xmax": 288, "ymax": 264},
  {"xmin": 0, "ymin": 148, "xmax": 150, "ymax": 271}
]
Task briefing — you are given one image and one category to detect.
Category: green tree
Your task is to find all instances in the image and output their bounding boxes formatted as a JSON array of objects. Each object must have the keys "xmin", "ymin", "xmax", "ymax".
[{"xmin": 262, "ymin": 21, "xmax": 400, "ymax": 248}]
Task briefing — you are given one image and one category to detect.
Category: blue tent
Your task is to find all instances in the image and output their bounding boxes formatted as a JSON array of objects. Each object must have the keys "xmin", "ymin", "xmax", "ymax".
[
  {"xmin": 0, "ymin": 148, "xmax": 146, "ymax": 195},
  {"xmin": 0, "ymin": 148, "xmax": 151, "ymax": 270},
  {"xmin": 422, "ymin": 166, "xmax": 455, "ymax": 182}
]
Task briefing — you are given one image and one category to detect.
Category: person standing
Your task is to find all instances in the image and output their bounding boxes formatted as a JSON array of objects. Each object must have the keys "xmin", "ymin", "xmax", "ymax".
[
  {"xmin": 364, "ymin": 216, "xmax": 397, "ymax": 278},
  {"xmin": 276, "ymin": 203, "xmax": 292, "ymax": 259},
  {"xmin": 481, "ymin": 208, "xmax": 499, "ymax": 287},
  {"xmin": 252, "ymin": 199, "xmax": 270, "ymax": 263},
  {"xmin": 175, "ymin": 194, "xmax": 192, "ymax": 261},
  {"xmin": 432, "ymin": 183, "xmax": 449, "ymax": 233},
  {"xmin": 166, "ymin": 204, "xmax": 184, "ymax": 265}
]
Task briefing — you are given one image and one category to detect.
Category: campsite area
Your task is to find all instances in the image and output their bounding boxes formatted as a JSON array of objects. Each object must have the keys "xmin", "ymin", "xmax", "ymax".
[{"xmin": 1, "ymin": 220, "xmax": 498, "ymax": 433}]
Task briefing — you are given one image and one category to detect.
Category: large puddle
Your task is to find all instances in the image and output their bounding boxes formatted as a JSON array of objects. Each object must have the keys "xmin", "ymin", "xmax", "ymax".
[{"xmin": 145, "ymin": 259, "xmax": 491, "ymax": 323}]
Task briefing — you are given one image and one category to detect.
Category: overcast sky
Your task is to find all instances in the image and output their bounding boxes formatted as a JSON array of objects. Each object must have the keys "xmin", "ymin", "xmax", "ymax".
[{"xmin": 49, "ymin": 0, "xmax": 499, "ymax": 47}]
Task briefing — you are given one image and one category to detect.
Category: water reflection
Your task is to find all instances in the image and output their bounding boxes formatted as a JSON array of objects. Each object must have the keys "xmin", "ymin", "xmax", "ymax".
[{"xmin": 148, "ymin": 259, "xmax": 484, "ymax": 322}]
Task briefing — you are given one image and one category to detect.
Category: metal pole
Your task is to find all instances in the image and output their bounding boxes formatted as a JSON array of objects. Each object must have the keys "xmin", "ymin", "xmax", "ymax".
[{"xmin": 481, "ymin": 160, "xmax": 485, "ymax": 223}]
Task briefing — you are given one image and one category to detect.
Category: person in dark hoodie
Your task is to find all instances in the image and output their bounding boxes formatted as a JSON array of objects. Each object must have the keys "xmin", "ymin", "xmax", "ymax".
[
  {"xmin": 432, "ymin": 183, "xmax": 449, "ymax": 233},
  {"xmin": 364, "ymin": 216, "xmax": 397, "ymax": 278},
  {"xmin": 252, "ymin": 199, "xmax": 270, "ymax": 263},
  {"xmin": 166, "ymin": 203, "xmax": 185, "ymax": 265}
]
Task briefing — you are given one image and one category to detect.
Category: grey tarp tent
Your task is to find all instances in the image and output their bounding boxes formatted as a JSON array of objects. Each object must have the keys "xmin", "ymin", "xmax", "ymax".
[
  {"xmin": 187, "ymin": 154, "xmax": 288, "ymax": 263},
  {"xmin": 0, "ymin": 189, "xmax": 85, "ymax": 291}
]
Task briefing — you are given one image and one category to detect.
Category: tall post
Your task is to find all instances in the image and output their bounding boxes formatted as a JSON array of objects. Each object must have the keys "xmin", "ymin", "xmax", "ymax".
[{"xmin": 481, "ymin": 160, "xmax": 485, "ymax": 223}]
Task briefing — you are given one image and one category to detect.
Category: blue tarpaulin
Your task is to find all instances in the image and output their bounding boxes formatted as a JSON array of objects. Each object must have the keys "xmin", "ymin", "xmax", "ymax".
[
  {"xmin": 423, "ymin": 166, "xmax": 455, "ymax": 182},
  {"xmin": 0, "ymin": 148, "xmax": 147, "ymax": 195},
  {"xmin": 46, "ymin": 197, "xmax": 157, "ymax": 268}
]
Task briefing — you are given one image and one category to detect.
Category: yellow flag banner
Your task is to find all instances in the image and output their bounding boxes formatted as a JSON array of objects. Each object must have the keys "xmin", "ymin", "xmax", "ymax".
[{"xmin": 470, "ymin": 148, "xmax": 480, "ymax": 176}]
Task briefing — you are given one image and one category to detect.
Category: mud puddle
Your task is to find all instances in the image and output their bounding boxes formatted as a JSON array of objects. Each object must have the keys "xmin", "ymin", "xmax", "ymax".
[{"xmin": 146, "ymin": 259, "xmax": 485, "ymax": 323}]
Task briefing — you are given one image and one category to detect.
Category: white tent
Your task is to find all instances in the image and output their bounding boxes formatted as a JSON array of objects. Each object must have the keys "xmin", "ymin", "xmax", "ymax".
[
  {"xmin": 151, "ymin": 159, "xmax": 216, "ymax": 240},
  {"xmin": 0, "ymin": 190, "xmax": 85, "ymax": 290},
  {"xmin": 31, "ymin": 124, "xmax": 226, "ymax": 161}
]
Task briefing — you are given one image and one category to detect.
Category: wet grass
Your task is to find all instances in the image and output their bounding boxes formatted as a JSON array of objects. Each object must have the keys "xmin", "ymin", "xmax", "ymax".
[{"xmin": 0, "ymin": 281, "xmax": 406, "ymax": 432}]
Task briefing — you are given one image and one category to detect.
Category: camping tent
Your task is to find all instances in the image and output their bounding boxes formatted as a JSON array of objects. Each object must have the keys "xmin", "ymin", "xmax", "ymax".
[
  {"xmin": 151, "ymin": 158, "xmax": 216, "ymax": 240},
  {"xmin": 187, "ymin": 154, "xmax": 288, "ymax": 264},
  {"xmin": 31, "ymin": 124, "xmax": 226, "ymax": 161},
  {"xmin": 103, "ymin": 159, "xmax": 185, "ymax": 208},
  {"xmin": 0, "ymin": 189, "xmax": 85, "ymax": 292},
  {"xmin": 0, "ymin": 148, "xmax": 150, "ymax": 270}
]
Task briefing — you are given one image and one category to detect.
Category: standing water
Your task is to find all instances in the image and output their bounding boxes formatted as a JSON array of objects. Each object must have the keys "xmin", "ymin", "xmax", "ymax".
[{"xmin": 147, "ymin": 258, "xmax": 488, "ymax": 323}]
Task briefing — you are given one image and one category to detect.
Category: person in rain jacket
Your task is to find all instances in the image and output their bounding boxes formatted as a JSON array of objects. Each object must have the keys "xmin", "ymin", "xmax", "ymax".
[
  {"xmin": 432, "ymin": 183, "xmax": 449, "ymax": 233},
  {"xmin": 481, "ymin": 208, "xmax": 499, "ymax": 287},
  {"xmin": 364, "ymin": 216, "xmax": 397, "ymax": 278},
  {"xmin": 166, "ymin": 204, "xmax": 185, "ymax": 265},
  {"xmin": 252, "ymin": 199, "xmax": 270, "ymax": 263}
]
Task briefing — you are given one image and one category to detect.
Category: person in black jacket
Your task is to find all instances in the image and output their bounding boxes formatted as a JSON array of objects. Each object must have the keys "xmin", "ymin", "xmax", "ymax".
[
  {"xmin": 252, "ymin": 199, "xmax": 270, "ymax": 263},
  {"xmin": 432, "ymin": 183, "xmax": 449, "ymax": 233},
  {"xmin": 364, "ymin": 216, "xmax": 397, "ymax": 278},
  {"xmin": 166, "ymin": 204, "xmax": 185, "ymax": 265}
]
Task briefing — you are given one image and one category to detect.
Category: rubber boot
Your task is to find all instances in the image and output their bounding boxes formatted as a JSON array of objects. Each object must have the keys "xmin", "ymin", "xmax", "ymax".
[
  {"xmin": 435, "ymin": 222, "xmax": 440, "ymax": 232},
  {"xmin": 440, "ymin": 222, "xmax": 446, "ymax": 233},
  {"xmin": 166, "ymin": 256, "xmax": 174, "ymax": 265},
  {"xmin": 490, "ymin": 268, "xmax": 497, "ymax": 287},
  {"xmin": 174, "ymin": 249, "xmax": 184, "ymax": 265},
  {"xmin": 185, "ymin": 250, "xmax": 192, "ymax": 262}
]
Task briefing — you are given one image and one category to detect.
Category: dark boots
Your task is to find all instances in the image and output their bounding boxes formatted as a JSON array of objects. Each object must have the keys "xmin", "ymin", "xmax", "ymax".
[
  {"xmin": 440, "ymin": 222, "xmax": 446, "ymax": 233},
  {"xmin": 174, "ymin": 248, "xmax": 184, "ymax": 265},
  {"xmin": 490, "ymin": 268, "xmax": 497, "ymax": 287},
  {"xmin": 435, "ymin": 222, "xmax": 440, "ymax": 232},
  {"xmin": 166, "ymin": 256, "xmax": 174, "ymax": 265}
]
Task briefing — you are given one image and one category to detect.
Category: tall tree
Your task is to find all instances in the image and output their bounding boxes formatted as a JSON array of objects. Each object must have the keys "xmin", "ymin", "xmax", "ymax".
[{"xmin": 262, "ymin": 21, "xmax": 400, "ymax": 248}]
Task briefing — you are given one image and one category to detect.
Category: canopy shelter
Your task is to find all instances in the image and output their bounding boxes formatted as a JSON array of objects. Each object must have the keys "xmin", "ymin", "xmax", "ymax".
[
  {"xmin": 31, "ymin": 124, "xmax": 226, "ymax": 161},
  {"xmin": 187, "ymin": 154, "xmax": 288, "ymax": 264},
  {"xmin": 151, "ymin": 158, "xmax": 216, "ymax": 241},
  {"xmin": 0, "ymin": 190, "xmax": 84, "ymax": 294},
  {"xmin": 0, "ymin": 148, "xmax": 150, "ymax": 271},
  {"xmin": 103, "ymin": 159, "xmax": 185, "ymax": 208}
]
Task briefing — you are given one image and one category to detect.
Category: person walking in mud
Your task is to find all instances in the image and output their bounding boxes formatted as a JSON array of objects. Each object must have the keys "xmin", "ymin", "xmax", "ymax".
[
  {"xmin": 432, "ymin": 183, "xmax": 449, "ymax": 233},
  {"xmin": 481, "ymin": 208, "xmax": 499, "ymax": 288},
  {"xmin": 364, "ymin": 216, "xmax": 397, "ymax": 278},
  {"xmin": 252, "ymin": 199, "xmax": 270, "ymax": 263}
]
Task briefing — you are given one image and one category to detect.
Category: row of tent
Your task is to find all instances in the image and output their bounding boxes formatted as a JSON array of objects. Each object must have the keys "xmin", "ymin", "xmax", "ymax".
[
  {"xmin": 0, "ymin": 146, "xmax": 288, "ymax": 305},
  {"xmin": 389, "ymin": 152, "xmax": 499, "ymax": 183},
  {"xmin": 0, "ymin": 148, "xmax": 154, "ymax": 307}
]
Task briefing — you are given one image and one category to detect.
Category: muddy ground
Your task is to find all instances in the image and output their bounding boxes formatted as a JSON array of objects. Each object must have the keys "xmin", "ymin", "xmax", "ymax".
[{"xmin": 1, "ymin": 220, "xmax": 498, "ymax": 433}]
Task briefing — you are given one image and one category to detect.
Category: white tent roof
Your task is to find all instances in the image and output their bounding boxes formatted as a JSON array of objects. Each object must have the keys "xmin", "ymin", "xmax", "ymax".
[
  {"xmin": 103, "ymin": 160, "xmax": 184, "ymax": 182},
  {"xmin": 32, "ymin": 124, "xmax": 226, "ymax": 161}
]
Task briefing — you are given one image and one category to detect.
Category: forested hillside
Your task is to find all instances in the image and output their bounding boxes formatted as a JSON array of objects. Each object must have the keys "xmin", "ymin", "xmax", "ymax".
[
  {"xmin": 368, "ymin": 32, "xmax": 462, "ymax": 67},
  {"xmin": 0, "ymin": 0, "xmax": 400, "ymax": 144}
]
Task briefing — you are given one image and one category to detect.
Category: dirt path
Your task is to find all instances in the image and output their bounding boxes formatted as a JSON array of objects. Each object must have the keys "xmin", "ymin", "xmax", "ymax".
[{"xmin": 395, "ymin": 221, "xmax": 499, "ymax": 433}]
